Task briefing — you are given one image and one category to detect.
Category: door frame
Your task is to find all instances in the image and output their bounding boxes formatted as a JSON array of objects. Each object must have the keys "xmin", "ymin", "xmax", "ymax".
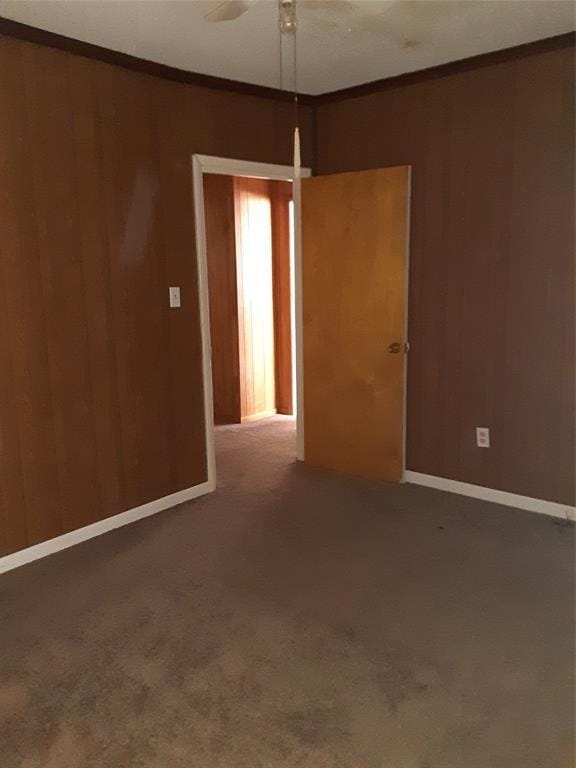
[
  {"xmin": 192, "ymin": 155, "xmax": 312, "ymax": 490},
  {"xmin": 402, "ymin": 168, "xmax": 412, "ymax": 481}
]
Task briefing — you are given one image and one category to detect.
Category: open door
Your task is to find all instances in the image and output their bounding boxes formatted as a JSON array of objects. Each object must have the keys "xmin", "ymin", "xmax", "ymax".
[{"xmin": 301, "ymin": 166, "xmax": 410, "ymax": 482}]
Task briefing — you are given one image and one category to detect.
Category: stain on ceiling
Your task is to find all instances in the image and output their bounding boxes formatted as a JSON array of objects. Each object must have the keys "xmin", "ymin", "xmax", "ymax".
[{"xmin": 0, "ymin": 0, "xmax": 573, "ymax": 94}]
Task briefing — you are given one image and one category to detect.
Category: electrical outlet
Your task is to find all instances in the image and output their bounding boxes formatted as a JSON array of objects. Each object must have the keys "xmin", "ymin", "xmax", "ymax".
[{"xmin": 476, "ymin": 427, "xmax": 490, "ymax": 448}]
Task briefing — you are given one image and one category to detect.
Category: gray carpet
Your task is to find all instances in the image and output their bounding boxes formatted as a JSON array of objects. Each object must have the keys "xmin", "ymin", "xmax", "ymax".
[{"xmin": 1, "ymin": 416, "xmax": 574, "ymax": 767}]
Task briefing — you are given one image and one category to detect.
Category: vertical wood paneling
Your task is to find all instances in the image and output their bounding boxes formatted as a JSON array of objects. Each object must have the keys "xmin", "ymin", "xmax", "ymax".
[
  {"xmin": 203, "ymin": 174, "xmax": 241, "ymax": 425},
  {"xmin": 152, "ymin": 80, "xmax": 208, "ymax": 487},
  {"xmin": 97, "ymin": 66, "xmax": 173, "ymax": 510},
  {"xmin": 0, "ymin": 41, "xmax": 28, "ymax": 555},
  {"xmin": 0, "ymin": 39, "xmax": 64, "ymax": 545},
  {"xmin": 68, "ymin": 55, "xmax": 126, "ymax": 520},
  {"xmin": 234, "ymin": 183, "xmax": 255, "ymax": 419},
  {"xmin": 500, "ymin": 50, "xmax": 575, "ymax": 503},
  {"xmin": 204, "ymin": 176, "xmax": 293, "ymax": 423},
  {"xmin": 22, "ymin": 43, "xmax": 103, "ymax": 533},
  {"xmin": 270, "ymin": 181, "xmax": 294, "ymax": 416},
  {"xmin": 315, "ymin": 44, "xmax": 575, "ymax": 505},
  {"xmin": 404, "ymin": 77, "xmax": 451, "ymax": 482},
  {"xmin": 0, "ymin": 32, "xmax": 314, "ymax": 557},
  {"xmin": 0, "ymin": 241, "xmax": 27, "ymax": 556},
  {"xmin": 234, "ymin": 178, "xmax": 276, "ymax": 421}
]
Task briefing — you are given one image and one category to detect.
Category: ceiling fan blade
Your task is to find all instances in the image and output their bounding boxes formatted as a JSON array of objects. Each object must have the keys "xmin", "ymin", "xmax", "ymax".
[{"xmin": 204, "ymin": 1, "xmax": 255, "ymax": 23}]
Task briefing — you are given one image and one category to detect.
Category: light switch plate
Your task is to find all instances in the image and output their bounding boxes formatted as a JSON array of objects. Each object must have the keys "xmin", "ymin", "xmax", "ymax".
[
  {"xmin": 476, "ymin": 427, "xmax": 490, "ymax": 448},
  {"xmin": 169, "ymin": 286, "xmax": 181, "ymax": 308}
]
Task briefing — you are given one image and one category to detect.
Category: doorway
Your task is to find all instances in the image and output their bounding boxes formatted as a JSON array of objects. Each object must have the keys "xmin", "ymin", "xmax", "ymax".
[
  {"xmin": 192, "ymin": 156, "xmax": 311, "ymax": 490},
  {"xmin": 193, "ymin": 157, "xmax": 410, "ymax": 491},
  {"xmin": 203, "ymin": 173, "xmax": 294, "ymax": 424}
]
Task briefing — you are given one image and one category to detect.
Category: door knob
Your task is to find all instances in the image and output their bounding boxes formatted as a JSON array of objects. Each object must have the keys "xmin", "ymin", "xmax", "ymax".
[{"xmin": 388, "ymin": 342, "xmax": 409, "ymax": 354}]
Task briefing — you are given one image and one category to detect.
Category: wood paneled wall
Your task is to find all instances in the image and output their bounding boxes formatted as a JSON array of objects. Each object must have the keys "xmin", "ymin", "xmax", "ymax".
[
  {"xmin": 316, "ymin": 43, "xmax": 575, "ymax": 505},
  {"xmin": 0, "ymin": 33, "xmax": 313, "ymax": 556},
  {"xmin": 271, "ymin": 181, "xmax": 294, "ymax": 415},
  {"xmin": 234, "ymin": 178, "xmax": 277, "ymax": 421},
  {"xmin": 0, "ymin": 27, "xmax": 571, "ymax": 560},
  {"xmin": 203, "ymin": 176, "xmax": 293, "ymax": 424},
  {"xmin": 204, "ymin": 174, "xmax": 241, "ymax": 424}
]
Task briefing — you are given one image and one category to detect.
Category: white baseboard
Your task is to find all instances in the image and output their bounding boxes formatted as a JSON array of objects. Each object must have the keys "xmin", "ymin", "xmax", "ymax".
[
  {"xmin": 0, "ymin": 480, "xmax": 214, "ymax": 575},
  {"xmin": 405, "ymin": 471, "xmax": 575, "ymax": 521}
]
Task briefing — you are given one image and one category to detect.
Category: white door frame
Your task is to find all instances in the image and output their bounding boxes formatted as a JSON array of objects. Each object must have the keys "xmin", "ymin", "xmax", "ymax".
[{"xmin": 192, "ymin": 154, "xmax": 312, "ymax": 491}]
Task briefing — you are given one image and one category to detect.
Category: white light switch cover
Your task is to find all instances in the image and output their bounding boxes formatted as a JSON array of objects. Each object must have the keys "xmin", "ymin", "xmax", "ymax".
[
  {"xmin": 169, "ymin": 286, "xmax": 181, "ymax": 308},
  {"xmin": 476, "ymin": 427, "xmax": 490, "ymax": 448}
]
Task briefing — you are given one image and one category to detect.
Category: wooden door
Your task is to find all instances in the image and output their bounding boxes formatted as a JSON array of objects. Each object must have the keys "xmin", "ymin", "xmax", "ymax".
[{"xmin": 302, "ymin": 166, "xmax": 410, "ymax": 482}]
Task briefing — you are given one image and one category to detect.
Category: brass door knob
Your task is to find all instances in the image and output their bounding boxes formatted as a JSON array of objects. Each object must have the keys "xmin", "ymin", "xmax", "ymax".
[{"xmin": 388, "ymin": 342, "xmax": 410, "ymax": 354}]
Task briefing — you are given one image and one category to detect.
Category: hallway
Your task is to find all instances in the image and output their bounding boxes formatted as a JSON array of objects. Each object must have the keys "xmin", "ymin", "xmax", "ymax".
[{"xmin": 0, "ymin": 417, "xmax": 573, "ymax": 767}]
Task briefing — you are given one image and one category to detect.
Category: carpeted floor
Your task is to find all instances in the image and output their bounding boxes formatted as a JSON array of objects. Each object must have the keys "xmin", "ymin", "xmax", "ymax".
[{"xmin": 0, "ymin": 416, "xmax": 574, "ymax": 767}]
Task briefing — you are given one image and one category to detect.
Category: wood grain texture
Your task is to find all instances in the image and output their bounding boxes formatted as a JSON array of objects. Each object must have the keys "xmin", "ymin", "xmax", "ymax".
[
  {"xmin": 204, "ymin": 174, "xmax": 241, "ymax": 424},
  {"xmin": 0, "ymin": 14, "xmax": 570, "ymax": 107},
  {"xmin": 302, "ymin": 167, "xmax": 410, "ymax": 482},
  {"xmin": 23, "ymin": 43, "xmax": 104, "ymax": 534},
  {"xmin": 68, "ymin": 56, "xmax": 126, "ymax": 521},
  {"xmin": 204, "ymin": 176, "xmax": 292, "ymax": 423},
  {"xmin": 270, "ymin": 181, "xmax": 294, "ymax": 415},
  {"xmin": 0, "ymin": 32, "xmax": 314, "ymax": 556},
  {"xmin": 0, "ymin": 15, "xmax": 317, "ymax": 106},
  {"xmin": 314, "ymin": 32, "xmax": 576, "ymax": 105},
  {"xmin": 0, "ymin": 39, "xmax": 64, "ymax": 546},
  {"xmin": 315, "ymin": 44, "xmax": 575, "ymax": 504},
  {"xmin": 0, "ymin": 43, "xmax": 29, "ymax": 554},
  {"xmin": 234, "ymin": 178, "xmax": 276, "ymax": 422}
]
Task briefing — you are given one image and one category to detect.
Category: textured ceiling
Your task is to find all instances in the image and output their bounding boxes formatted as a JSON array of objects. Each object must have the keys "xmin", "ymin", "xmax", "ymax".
[{"xmin": 0, "ymin": 0, "xmax": 574, "ymax": 94}]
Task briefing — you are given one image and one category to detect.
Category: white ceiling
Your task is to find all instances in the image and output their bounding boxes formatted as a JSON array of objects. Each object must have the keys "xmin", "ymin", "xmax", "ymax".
[{"xmin": 0, "ymin": 0, "xmax": 574, "ymax": 94}]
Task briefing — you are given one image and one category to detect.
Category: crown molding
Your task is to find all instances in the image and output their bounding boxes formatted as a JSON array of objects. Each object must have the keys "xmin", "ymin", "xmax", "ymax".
[
  {"xmin": 0, "ymin": 16, "xmax": 573, "ymax": 107},
  {"xmin": 315, "ymin": 31, "xmax": 576, "ymax": 105},
  {"xmin": 0, "ymin": 16, "xmax": 316, "ymax": 106}
]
